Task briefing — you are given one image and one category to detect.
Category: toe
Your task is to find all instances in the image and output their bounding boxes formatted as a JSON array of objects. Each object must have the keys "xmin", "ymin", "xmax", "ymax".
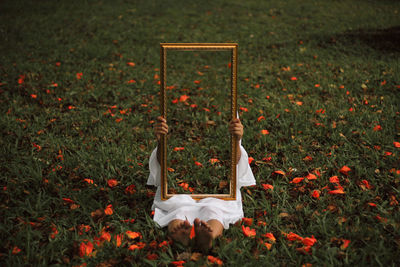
[
  {"xmin": 183, "ymin": 220, "xmax": 191, "ymax": 229},
  {"xmin": 194, "ymin": 218, "xmax": 200, "ymax": 227}
]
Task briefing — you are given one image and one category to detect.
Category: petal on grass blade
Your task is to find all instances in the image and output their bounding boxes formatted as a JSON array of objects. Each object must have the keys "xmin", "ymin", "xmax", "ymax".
[
  {"xmin": 242, "ymin": 225, "xmax": 256, "ymax": 238},
  {"xmin": 361, "ymin": 179, "xmax": 373, "ymax": 190},
  {"xmin": 286, "ymin": 232, "xmax": 303, "ymax": 241},
  {"xmin": 248, "ymin": 157, "xmax": 254, "ymax": 164},
  {"xmin": 273, "ymin": 170, "xmax": 285, "ymax": 176},
  {"xmin": 302, "ymin": 235, "xmax": 317, "ymax": 246},
  {"xmin": 126, "ymin": 231, "xmax": 142, "ymax": 240},
  {"xmin": 263, "ymin": 232, "xmax": 276, "ymax": 242},
  {"xmin": 12, "ymin": 246, "xmax": 21, "ymax": 254},
  {"xmin": 290, "ymin": 177, "xmax": 304, "ymax": 184},
  {"xmin": 312, "ymin": 190, "xmax": 320, "ymax": 199},
  {"xmin": 79, "ymin": 241, "xmax": 94, "ymax": 257},
  {"xmin": 341, "ymin": 239, "xmax": 351, "ymax": 249},
  {"xmin": 262, "ymin": 183, "xmax": 274, "ymax": 190},
  {"xmin": 107, "ymin": 179, "xmax": 118, "ymax": 188},
  {"xmin": 339, "ymin": 166, "xmax": 351, "ymax": 176},
  {"xmin": 329, "ymin": 176, "xmax": 340, "ymax": 183},
  {"xmin": 328, "ymin": 189, "xmax": 345, "ymax": 194},
  {"xmin": 104, "ymin": 204, "xmax": 113, "ymax": 215},
  {"xmin": 261, "ymin": 129, "xmax": 270, "ymax": 135},
  {"xmin": 306, "ymin": 173, "xmax": 317, "ymax": 180},
  {"xmin": 242, "ymin": 217, "xmax": 253, "ymax": 226},
  {"xmin": 207, "ymin": 255, "xmax": 223, "ymax": 266}
]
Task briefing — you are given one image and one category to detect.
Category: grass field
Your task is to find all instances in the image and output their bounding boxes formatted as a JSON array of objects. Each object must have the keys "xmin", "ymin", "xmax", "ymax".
[{"xmin": 1, "ymin": 0, "xmax": 400, "ymax": 266}]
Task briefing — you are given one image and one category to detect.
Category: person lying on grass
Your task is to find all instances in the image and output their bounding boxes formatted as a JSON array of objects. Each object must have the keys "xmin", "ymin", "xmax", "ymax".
[{"xmin": 148, "ymin": 115, "xmax": 256, "ymax": 252}]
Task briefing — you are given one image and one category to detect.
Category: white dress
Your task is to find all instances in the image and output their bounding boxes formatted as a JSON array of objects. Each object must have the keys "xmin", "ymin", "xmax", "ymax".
[{"xmin": 147, "ymin": 137, "xmax": 256, "ymax": 229}]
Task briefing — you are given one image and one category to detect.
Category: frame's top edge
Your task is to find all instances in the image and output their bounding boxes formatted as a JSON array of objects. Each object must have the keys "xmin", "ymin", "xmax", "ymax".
[
  {"xmin": 165, "ymin": 194, "xmax": 234, "ymax": 197},
  {"xmin": 161, "ymin": 43, "xmax": 238, "ymax": 47}
]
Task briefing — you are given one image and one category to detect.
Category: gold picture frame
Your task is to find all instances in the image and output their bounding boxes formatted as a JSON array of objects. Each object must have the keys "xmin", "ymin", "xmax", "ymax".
[{"xmin": 160, "ymin": 43, "xmax": 238, "ymax": 201}]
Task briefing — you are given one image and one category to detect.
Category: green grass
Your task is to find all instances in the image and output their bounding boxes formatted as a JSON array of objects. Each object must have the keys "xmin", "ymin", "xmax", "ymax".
[{"xmin": 1, "ymin": 0, "xmax": 400, "ymax": 265}]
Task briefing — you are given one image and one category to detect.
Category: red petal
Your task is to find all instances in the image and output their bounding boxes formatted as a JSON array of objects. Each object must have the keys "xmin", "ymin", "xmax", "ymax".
[
  {"xmin": 306, "ymin": 173, "xmax": 317, "ymax": 180},
  {"xmin": 290, "ymin": 177, "xmax": 304, "ymax": 184},
  {"xmin": 262, "ymin": 184, "xmax": 274, "ymax": 190}
]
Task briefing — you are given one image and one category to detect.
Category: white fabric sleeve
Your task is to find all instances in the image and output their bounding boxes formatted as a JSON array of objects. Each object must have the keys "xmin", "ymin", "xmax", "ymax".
[
  {"xmin": 147, "ymin": 146, "xmax": 161, "ymax": 186},
  {"xmin": 236, "ymin": 141, "xmax": 256, "ymax": 188}
]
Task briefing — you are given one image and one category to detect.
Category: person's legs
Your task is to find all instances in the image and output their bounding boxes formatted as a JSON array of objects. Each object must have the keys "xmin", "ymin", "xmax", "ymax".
[{"xmin": 168, "ymin": 219, "xmax": 191, "ymax": 246}]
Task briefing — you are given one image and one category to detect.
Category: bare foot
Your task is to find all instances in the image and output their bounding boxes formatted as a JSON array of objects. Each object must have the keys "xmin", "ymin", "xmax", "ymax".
[
  {"xmin": 168, "ymin": 219, "xmax": 191, "ymax": 246},
  {"xmin": 194, "ymin": 218, "xmax": 213, "ymax": 252}
]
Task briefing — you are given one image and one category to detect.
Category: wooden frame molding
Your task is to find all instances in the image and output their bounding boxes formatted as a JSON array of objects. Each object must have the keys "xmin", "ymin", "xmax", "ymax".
[{"xmin": 160, "ymin": 43, "xmax": 238, "ymax": 201}]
